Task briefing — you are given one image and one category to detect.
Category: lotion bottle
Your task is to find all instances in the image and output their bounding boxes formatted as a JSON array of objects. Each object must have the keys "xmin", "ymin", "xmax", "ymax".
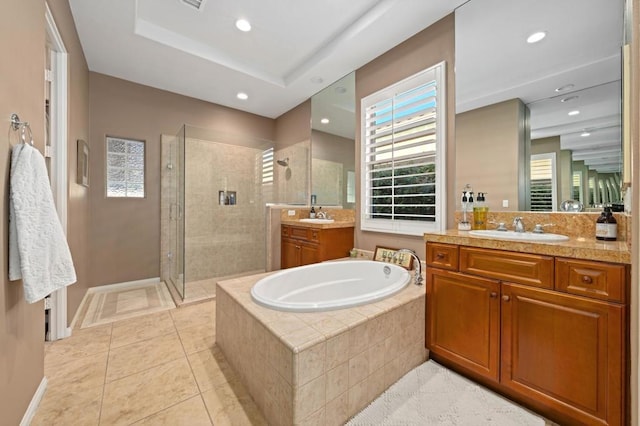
[
  {"xmin": 595, "ymin": 207, "xmax": 617, "ymax": 241},
  {"xmin": 473, "ymin": 192, "xmax": 488, "ymax": 230}
]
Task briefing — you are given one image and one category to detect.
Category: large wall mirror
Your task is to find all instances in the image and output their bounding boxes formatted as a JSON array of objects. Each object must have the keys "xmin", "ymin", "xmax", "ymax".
[
  {"xmin": 455, "ymin": 0, "xmax": 624, "ymax": 212},
  {"xmin": 310, "ymin": 72, "xmax": 356, "ymax": 208}
]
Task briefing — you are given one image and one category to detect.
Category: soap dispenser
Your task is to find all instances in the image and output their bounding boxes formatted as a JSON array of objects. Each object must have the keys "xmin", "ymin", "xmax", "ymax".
[
  {"xmin": 595, "ymin": 207, "xmax": 617, "ymax": 241},
  {"xmin": 473, "ymin": 192, "xmax": 489, "ymax": 230},
  {"xmin": 458, "ymin": 185, "xmax": 473, "ymax": 231}
]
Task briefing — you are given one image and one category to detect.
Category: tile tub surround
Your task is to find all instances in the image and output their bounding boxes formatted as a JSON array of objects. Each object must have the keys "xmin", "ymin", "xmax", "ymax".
[{"xmin": 216, "ymin": 272, "xmax": 428, "ymax": 426}]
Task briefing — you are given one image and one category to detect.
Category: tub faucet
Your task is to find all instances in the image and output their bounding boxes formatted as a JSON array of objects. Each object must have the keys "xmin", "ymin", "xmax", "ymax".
[{"xmin": 398, "ymin": 249, "xmax": 423, "ymax": 286}]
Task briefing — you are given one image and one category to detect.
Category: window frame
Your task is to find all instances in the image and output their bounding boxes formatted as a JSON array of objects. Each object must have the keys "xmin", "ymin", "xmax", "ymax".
[
  {"xmin": 529, "ymin": 152, "xmax": 557, "ymax": 211},
  {"xmin": 359, "ymin": 62, "xmax": 447, "ymax": 236},
  {"xmin": 105, "ymin": 136, "xmax": 146, "ymax": 199}
]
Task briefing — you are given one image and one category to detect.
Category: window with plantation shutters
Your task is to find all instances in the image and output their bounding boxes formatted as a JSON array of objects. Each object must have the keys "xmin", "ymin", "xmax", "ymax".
[
  {"xmin": 529, "ymin": 153, "xmax": 556, "ymax": 211},
  {"xmin": 360, "ymin": 63, "xmax": 446, "ymax": 236}
]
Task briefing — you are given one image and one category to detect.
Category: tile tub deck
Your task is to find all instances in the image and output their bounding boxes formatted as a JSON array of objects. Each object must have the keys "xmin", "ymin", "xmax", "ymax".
[{"xmin": 216, "ymin": 269, "xmax": 428, "ymax": 425}]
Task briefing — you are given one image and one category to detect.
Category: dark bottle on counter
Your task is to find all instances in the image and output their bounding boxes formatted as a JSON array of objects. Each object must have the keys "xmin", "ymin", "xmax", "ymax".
[{"xmin": 595, "ymin": 207, "xmax": 617, "ymax": 241}]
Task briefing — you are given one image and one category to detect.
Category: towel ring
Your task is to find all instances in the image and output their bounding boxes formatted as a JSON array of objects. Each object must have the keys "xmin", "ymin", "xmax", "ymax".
[{"xmin": 10, "ymin": 113, "xmax": 34, "ymax": 146}]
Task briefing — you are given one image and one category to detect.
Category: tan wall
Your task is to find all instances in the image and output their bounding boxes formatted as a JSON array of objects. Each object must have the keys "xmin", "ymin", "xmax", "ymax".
[
  {"xmin": 0, "ymin": 2, "xmax": 45, "ymax": 422},
  {"xmin": 354, "ymin": 14, "xmax": 456, "ymax": 258},
  {"xmin": 48, "ymin": 0, "xmax": 92, "ymax": 325},
  {"xmin": 88, "ymin": 73, "xmax": 275, "ymax": 287},
  {"xmin": 631, "ymin": 1, "xmax": 639, "ymax": 423},
  {"xmin": 456, "ymin": 99, "xmax": 528, "ymax": 211},
  {"xmin": 275, "ymin": 100, "xmax": 311, "ymax": 148},
  {"xmin": 1, "ymin": 0, "xmax": 89, "ymax": 422}
]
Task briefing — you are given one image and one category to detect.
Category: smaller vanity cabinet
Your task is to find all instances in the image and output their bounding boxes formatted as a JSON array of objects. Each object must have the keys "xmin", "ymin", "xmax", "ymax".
[
  {"xmin": 281, "ymin": 224, "xmax": 354, "ymax": 269},
  {"xmin": 425, "ymin": 243, "xmax": 628, "ymax": 426}
]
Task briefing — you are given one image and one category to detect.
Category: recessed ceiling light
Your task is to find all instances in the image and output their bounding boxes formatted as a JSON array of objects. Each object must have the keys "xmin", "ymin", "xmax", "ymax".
[
  {"xmin": 237, "ymin": 92, "xmax": 248, "ymax": 100},
  {"xmin": 555, "ymin": 84, "xmax": 575, "ymax": 92},
  {"xmin": 568, "ymin": 110, "xmax": 580, "ymax": 116},
  {"xmin": 334, "ymin": 86, "xmax": 347, "ymax": 94},
  {"xmin": 310, "ymin": 76, "xmax": 324, "ymax": 84},
  {"xmin": 320, "ymin": 118, "xmax": 330, "ymax": 124},
  {"xmin": 581, "ymin": 131, "xmax": 591, "ymax": 137},
  {"xmin": 235, "ymin": 19, "xmax": 251, "ymax": 32},
  {"xmin": 560, "ymin": 95, "xmax": 579, "ymax": 103},
  {"xmin": 527, "ymin": 31, "xmax": 546, "ymax": 44}
]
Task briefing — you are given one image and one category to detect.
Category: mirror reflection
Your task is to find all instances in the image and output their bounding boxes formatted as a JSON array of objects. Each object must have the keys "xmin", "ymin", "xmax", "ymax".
[
  {"xmin": 455, "ymin": 0, "xmax": 624, "ymax": 212},
  {"xmin": 311, "ymin": 72, "xmax": 356, "ymax": 208}
]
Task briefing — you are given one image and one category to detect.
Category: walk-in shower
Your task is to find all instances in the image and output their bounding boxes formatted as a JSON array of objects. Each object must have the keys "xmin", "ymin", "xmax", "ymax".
[{"xmin": 160, "ymin": 125, "xmax": 277, "ymax": 301}]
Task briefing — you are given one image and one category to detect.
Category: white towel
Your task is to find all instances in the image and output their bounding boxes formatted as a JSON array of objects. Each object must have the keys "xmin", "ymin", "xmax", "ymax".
[{"xmin": 9, "ymin": 143, "xmax": 76, "ymax": 303}]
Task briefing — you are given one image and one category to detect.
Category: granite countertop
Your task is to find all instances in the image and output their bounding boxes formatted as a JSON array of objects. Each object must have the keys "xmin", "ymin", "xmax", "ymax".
[
  {"xmin": 424, "ymin": 229, "xmax": 631, "ymax": 264},
  {"xmin": 281, "ymin": 219, "xmax": 355, "ymax": 229}
]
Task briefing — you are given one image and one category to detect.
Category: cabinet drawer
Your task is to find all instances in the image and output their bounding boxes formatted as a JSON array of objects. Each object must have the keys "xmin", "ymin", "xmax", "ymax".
[
  {"xmin": 426, "ymin": 243, "xmax": 459, "ymax": 271},
  {"xmin": 555, "ymin": 258, "xmax": 627, "ymax": 303},
  {"xmin": 287, "ymin": 226, "xmax": 310, "ymax": 240},
  {"xmin": 460, "ymin": 247, "xmax": 554, "ymax": 289}
]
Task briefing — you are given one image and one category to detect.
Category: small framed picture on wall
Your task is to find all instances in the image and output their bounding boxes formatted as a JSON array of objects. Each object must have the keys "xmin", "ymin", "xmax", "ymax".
[{"xmin": 77, "ymin": 139, "xmax": 89, "ymax": 187}]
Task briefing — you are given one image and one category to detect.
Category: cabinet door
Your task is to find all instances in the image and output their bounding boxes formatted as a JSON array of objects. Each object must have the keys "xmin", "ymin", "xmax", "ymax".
[
  {"xmin": 426, "ymin": 269, "xmax": 500, "ymax": 381},
  {"xmin": 299, "ymin": 243, "xmax": 319, "ymax": 266},
  {"xmin": 501, "ymin": 283, "xmax": 624, "ymax": 426},
  {"xmin": 281, "ymin": 238, "xmax": 300, "ymax": 269}
]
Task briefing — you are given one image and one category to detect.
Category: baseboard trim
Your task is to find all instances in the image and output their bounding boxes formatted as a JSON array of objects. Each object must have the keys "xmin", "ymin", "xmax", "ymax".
[
  {"xmin": 20, "ymin": 376, "xmax": 47, "ymax": 426},
  {"xmin": 87, "ymin": 277, "xmax": 161, "ymax": 294}
]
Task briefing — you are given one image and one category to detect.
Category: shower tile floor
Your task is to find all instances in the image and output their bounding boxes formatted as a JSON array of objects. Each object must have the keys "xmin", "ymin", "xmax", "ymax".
[{"xmin": 33, "ymin": 299, "xmax": 267, "ymax": 425}]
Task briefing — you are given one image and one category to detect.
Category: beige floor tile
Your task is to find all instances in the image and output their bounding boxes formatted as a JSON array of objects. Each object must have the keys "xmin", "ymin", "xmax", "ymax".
[
  {"xmin": 106, "ymin": 331, "xmax": 186, "ymax": 382},
  {"xmin": 110, "ymin": 311, "xmax": 176, "ymax": 348},
  {"xmin": 101, "ymin": 357, "xmax": 199, "ymax": 425},
  {"xmin": 134, "ymin": 395, "xmax": 213, "ymax": 425},
  {"xmin": 171, "ymin": 300, "xmax": 216, "ymax": 330},
  {"xmin": 187, "ymin": 346, "xmax": 238, "ymax": 393},
  {"xmin": 44, "ymin": 324, "xmax": 112, "ymax": 367},
  {"xmin": 178, "ymin": 322, "xmax": 216, "ymax": 354},
  {"xmin": 31, "ymin": 383, "xmax": 103, "ymax": 426},
  {"xmin": 45, "ymin": 351, "xmax": 108, "ymax": 393},
  {"xmin": 201, "ymin": 381, "xmax": 267, "ymax": 426}
]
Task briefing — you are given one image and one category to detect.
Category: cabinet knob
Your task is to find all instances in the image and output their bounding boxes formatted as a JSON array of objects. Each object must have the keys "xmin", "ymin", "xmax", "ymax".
[
  {"xmin": 436, "ymin": 253, "xmax": 445, "ymax": 259},
  {"xmin": 502, "ymin": 295, "xmax": 511, "ymax": 302},
  {"xmin": 581, "ymin": 275, "xmax": 593, "ymax": 284},
  {"xmin": 489, "ymin": 292, "xmax": 498, "ymax": 298}
]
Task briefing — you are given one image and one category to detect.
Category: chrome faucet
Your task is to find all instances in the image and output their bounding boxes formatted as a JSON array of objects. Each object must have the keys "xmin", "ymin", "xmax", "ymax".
[
  {"xmin": 513, "ymin": 216, "xmax": 525, "ymax": 233},
  {"xmin": 398, "ymin": 249, "xmax": 423, "ymax": 286},
  {"xmin": 316, "ymin": 207, "xmax": 327, "ymax": 219}
]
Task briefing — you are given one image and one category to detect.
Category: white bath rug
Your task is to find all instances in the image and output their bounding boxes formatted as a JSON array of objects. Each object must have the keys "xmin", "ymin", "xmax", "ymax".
[
  {"xmin": 347, "ymin": 360, "xmax": 545, "ymax": 425},
  {"xmin": 80, "ymin": 281, "xmax": 175, "ymax": 328}
]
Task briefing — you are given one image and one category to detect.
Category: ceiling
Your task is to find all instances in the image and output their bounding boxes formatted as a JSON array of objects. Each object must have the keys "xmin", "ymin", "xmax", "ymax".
[
  {"xmin": 70, "ymin": 0, "xmax": 625, "ymax": 174},
  {"xmin": 69, "ymin": 0, "xmax": 466, "ymax": 119}
]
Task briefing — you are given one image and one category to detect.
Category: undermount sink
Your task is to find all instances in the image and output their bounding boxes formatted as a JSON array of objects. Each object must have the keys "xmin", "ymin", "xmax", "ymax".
[
  {"xmin": 468, "ymin": 229, "xmax": 570, "ymax": 242},
  {"xmin": 299, "ymin": 218, "xmax": 335, "ymax": 224}
]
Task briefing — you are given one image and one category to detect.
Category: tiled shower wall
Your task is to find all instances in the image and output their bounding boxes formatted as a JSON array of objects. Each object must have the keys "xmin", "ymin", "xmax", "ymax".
[
  {"xmin": 274, "ymin": 140, "xmax": 310, "ymax": 205},
  {"xmin": 184, "ymin": 138, "xmax": 271, "ymax": 282}
]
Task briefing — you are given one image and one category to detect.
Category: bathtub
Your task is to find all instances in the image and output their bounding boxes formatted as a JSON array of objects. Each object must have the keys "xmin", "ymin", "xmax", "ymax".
[{"xmin": 250, "ymin": 260, "xmax": 410, "ymax": 312}]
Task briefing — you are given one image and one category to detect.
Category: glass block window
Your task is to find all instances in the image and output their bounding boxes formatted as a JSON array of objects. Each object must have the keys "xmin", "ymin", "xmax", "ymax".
[{"xmin": 106, "ymin": 137, "xmax": 145, "ymax": 198}]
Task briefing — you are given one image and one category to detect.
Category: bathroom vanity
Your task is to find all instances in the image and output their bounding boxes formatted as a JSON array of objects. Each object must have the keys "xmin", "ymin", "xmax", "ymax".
[
  {"xmin": 280, "ymin": 221, "xmax": 354, "ymax": 268},
  {"xmin": 424, "ymin": 231, "xmax": 630, "ymax": 426}
]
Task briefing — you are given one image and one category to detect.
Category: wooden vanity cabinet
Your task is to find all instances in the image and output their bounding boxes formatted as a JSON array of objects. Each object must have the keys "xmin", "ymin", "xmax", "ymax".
[
  {"xmin": 281, "ymin": 224, "xmax": 354, "ymax": 269},
  {"xmin": 426, "ymin": 242, "xmax": 628, "ymax": 426}
]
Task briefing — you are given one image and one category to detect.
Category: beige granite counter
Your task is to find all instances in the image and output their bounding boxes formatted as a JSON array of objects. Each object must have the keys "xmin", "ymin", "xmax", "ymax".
[
  {"xmin": 281, "ymin": 219, "xmax": 355, "ymax": 229},
  {"xmin": 424, "ymin": 229, "xmax": 631, "ymax": 264},
  {"xmin": 280, "ymin": 207, "xmax": 355, "ymax": 229}
]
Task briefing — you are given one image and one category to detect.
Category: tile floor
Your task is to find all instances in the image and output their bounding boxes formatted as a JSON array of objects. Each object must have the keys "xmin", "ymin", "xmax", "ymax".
[{"xmin": 33, "ymin": 299, "xmax": 267, "ymax": 425}]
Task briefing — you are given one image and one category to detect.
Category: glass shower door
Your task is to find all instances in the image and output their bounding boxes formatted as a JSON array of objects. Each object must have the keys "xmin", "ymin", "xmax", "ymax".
[{"xmin": 167, "ymin": 127, "xmax": 185, "ymax": 299}]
